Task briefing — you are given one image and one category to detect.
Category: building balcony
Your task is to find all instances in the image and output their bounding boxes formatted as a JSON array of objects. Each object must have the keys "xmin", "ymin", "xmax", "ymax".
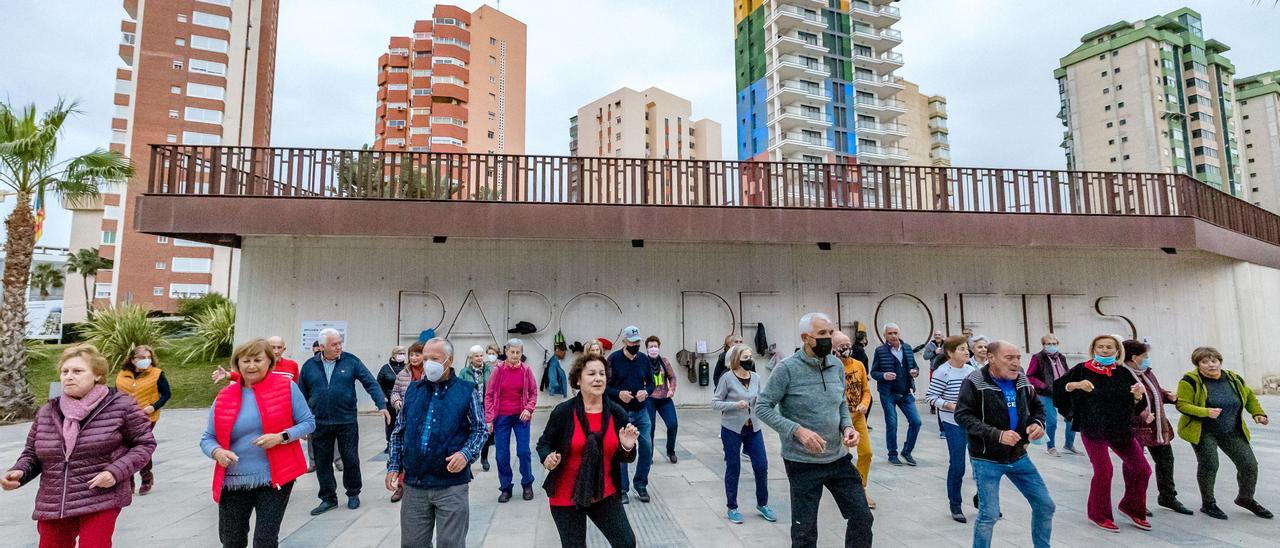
[
  {"xmin": 853, "ymin": 51, "xmax": 904, "ymax": 71},
  {"xmin": 851, "ymin": 27, "xmax": 902, "ymax": 50},
  {"xmin": 854, "ymin": 95, "xmax": 906, "ymax": 116},
  {"xmin": 766, "ymin": 54, "xmax": 828, "ymax": 80},
  {"xmin": 767, "ymin": 33, "xmax": 828, "ymax": 57},
  {"xmin": 768, "ymin": 105, "xmax": 832, "ymax": 132},
  {"xmin": 855, "ymin": 120, "xmax": 909, "ymax": 140},
  {"xmin": 853, "ymin": 73, "xmax": 904, "ymax": 97},
  {"xmin": 767, "ymin": 4, "xmax": 825, "ymax": 33},
  {"xmin": 767, "ymin": 80, "xmax": 828, "ymax": 103},
  {"xmin": 118, "ymin": 43, "xmax": 134, "ymax": 66},
  {"xmin": 857, "ymin": 144, "xmax": 909, "ymax": 162},
  {"xmin": 850, "ymin": 0, "xmax": 901, "ymax": 26},
  {"xmin": 929, "ymin": 119, "xmax": 949, "ymax": 134},
  {"xmin": 769, "ymin": 132, "xmax": 833, "ymax": 157}
]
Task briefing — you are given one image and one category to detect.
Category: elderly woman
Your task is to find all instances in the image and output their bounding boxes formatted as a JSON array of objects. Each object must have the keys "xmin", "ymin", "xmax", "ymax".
[
  {"xmin": 1026, "ymin": 333, "xmax": 1077, "ymax": 456},
  {"xmin": 1175, "ymin": 346, "xmax": 1271, "ymax": 520},
  {"xmin": 834, "ymin": 331, "xmax": 874, "ymax": 509},
  {"xmin": 389, "ymin": 342, "xmax": 426, "ymax": 411},
  {"xmin": 3, "ymin": 344, "xmax": 156, "ymax": 547},
  {"xmin": 1121, "ymin": 340, "xmax": 1192, "ymax": 515},
  {"xmin": 1055, "ymin": 334, "xmax": 1151, "ymax": 532},
  {"xmin": 114, "ymin": 344, "xmax": 170, "ymax": 495},
  {"xmin": 968, "ymin": 336, "xmax": 990, "ymax": 369},
  {"xmin": 711, "ymin": 344, "xmax": 776, "ymax": 524},
  {"xmin": 486, "ymin": 338, "xmax": 539, "ymax": 502},
  {"xmin": 201, "ymin": 338, "xmax": 315, "ymax": 547},
  {"xmin": 459, "ymin": 344, "xmax": 496, "ymax": 471},
  {"xmin": 926, "ymin": 336, "xmax": 976, "ymax": 523},
  {"xmin": 538, "ymin": 354, "xmax": 640, "ymax": 548},
  {"xmin": 644, "ymin": 336, "xmax": 680, "ymax": 464},
  {"xmin": 376, "ymin": 345, "xmax": 408, "ymax": 454}
]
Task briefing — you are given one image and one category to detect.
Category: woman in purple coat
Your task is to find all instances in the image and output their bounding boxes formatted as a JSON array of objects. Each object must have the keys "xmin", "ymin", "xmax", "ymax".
[{"xmin": 2, "ymin": 344, "xmax": 157, "ymax": 547}]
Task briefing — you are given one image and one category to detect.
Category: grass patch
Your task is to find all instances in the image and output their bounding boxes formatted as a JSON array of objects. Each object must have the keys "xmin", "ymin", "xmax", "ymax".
[{"xmin": 25, "ymin": 341, "xmax": 227, "ymax": 409}]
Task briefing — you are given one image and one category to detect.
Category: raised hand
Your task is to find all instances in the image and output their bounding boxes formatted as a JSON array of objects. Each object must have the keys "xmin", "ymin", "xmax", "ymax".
[{"xmin": 619, "ymin": 424, "xmax": 640, "ymax": 450}]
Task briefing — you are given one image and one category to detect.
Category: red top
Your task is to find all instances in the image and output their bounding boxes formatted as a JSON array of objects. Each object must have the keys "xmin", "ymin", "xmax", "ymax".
[
  {"xmin": 494, "ymin": 364, "xmax": 529, "ymax": 416},
  {"xmin": 549, "ymin": 411, "xmax": 617, "ymax": 507},
  {"xmin": 274, "ymin": 358, "xmax": 299, "ymax": 381}
]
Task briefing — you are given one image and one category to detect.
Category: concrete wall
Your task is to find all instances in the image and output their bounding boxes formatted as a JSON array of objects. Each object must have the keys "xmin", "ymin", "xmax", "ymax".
[{"xmin": 236, "ymin": 236, "xmax": 1280, "ymax": 409}]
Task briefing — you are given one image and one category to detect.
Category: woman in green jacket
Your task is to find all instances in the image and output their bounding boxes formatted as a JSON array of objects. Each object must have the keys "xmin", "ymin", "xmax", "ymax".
[
  {"xmin": 459, "ymin": 345, "xmax": 496, "ymax": 471},
  {"xmin": 1175, "ymin": 346, "xmax": 1271, "ymax": 520}
]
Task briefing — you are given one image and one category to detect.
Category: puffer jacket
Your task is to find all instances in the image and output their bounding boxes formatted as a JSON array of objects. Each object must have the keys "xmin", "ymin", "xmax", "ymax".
[{"xmin": 8, "ymin": 389, "xmax": 157, "ymax": 520}]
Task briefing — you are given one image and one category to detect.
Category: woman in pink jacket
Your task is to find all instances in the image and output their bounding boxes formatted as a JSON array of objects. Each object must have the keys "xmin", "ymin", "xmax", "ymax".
[
  {"xmin": 486, "ymin": 338, "xmax": 538, "ymax": 503},
  {"xmin": 2, "ymin": 344, "xmax": 156, "ymax": 548}
]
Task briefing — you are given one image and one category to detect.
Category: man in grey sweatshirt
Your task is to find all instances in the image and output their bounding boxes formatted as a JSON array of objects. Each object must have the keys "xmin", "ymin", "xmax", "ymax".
[{"xmin": 756, "ymin": 312, "xmax": 873, "ymax": 548}]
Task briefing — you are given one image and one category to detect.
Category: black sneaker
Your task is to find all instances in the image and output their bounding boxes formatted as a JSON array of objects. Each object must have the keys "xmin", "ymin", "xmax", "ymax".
[
  {"xmin": 1235, "ymin": 498, "xmax": 1274, "ymax": 519},
  {"xmin": 951, "ymin": 510, "xmax": 967, "ymax": 523},
  {"xmin": 621, "ymin": 492, "xmax": 630, "ymax": 504},
  {"xmin": 310, "ymin": 501, "xmax": 338, "ymax": 516},
  {"xmin": 901, "ymin": 454, "xmax": 917, "ymax": 466},
  {"xmin": 347, "ymin": 496, "xmax": 360, "ymax": 510},
  {"xmin": 498, "ymin": 489, "xmax": 512, "ymax": 503},
  {"xmin": 637, "ymin": 489, "xmax": 651, "ymax": 503},
  {"xmin": 523, "ymin": 485, "xmax": 534, "ymax": 501},
  {"xmin": 667, "ymin": 452, "xmax": 678, "ymax": 464},
  {"xmin": 481, "ymin": 459, "xmax": 490, "ymax": 472},
  {"xmin": 1201, "ymin": 504, "xmax": 1228, "ymax": 520},
  {"xmin": 1158, "ymin": 498, "xmax": 1193, "ymax": 515},
  {"xmin": 888, "ymin": 456, "xmax": 904, "ymax": 466}
]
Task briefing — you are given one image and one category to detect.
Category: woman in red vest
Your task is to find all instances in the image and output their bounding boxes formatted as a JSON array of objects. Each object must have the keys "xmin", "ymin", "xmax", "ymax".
[
  {"xmin": 115, "ymin": 344, "xmax": 170, "ymax": 495},
  {"xmin": 201, "ymin": 338, "xmax": 316, "ymax": 547}
]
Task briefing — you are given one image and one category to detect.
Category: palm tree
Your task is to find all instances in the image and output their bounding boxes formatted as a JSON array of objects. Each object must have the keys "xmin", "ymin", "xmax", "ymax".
[
  {"xmin": 28, "ymin": 262, "xmax": 64, "ymax": 300},
  {"xmin": 0, "ymin": 100, "xmax": 132, "ymax": 419},
  {"xmin": 65, "ymin": 247, "xmax": 112, "ymax": 311}
]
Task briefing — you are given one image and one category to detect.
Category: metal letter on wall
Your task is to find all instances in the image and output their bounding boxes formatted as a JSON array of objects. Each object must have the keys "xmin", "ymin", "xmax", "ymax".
[
  {"xmin": 1094, "ymin": 296, "xmax": 1138, "ymax": 340},
  {"xmin": 506, "ymin": 290, "xmax": 554, "ymax": 353},
  {"xmin": 836, "ymin": 292, "xmax": 874, "ymax": 334},
  {"xmin": 558, "ymin": 291, "xmax": 624, "ymax": 347},
  {"xmin": 681, "ymin": 291, "xmax": 736, "ymax": 354},
  {"xmin": 444, "ymin": 289, "xmax": 498, "ymax": 343},
  {"xmin": 397, "ymin": 290, "xmax": 445, "ymax": 345}
]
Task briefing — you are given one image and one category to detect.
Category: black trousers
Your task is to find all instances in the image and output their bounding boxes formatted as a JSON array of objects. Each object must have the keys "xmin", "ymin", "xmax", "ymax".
[
  {"xmin": 218, "ymin": 481, "xmax": 294, "ymax": 548},
  {"xmin": 1193, "ymin": 428, "xmax": 1258, "ymax": 506},
  {"xmin": 384, "ymin": 405, "xmax": 398, "ymax": 447},
  {"xmin": 481, "ymin": 431, "xmax": 493, "ymax": 461},
  {"xmin": 784, "ymin": 454, "xmax": 874, "ymax": 548},
  {"xmin": 312, "ymin": 422, "xmax": 362, "ymax": 503},
  {"xmin": 1147, "ymin": 443, "xmax": 1179, "ymax": 501},
  {"xmin": 548, "ymin": 495, "xmax": 636, "ymax": 548}
]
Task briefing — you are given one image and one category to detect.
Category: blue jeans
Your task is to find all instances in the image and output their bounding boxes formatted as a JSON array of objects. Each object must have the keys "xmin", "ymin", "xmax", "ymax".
[
  {"xmin": 721, "ymin": 425, "xmax": 768, "ymax": 510},
  {"xmin": 879, "ymin": 392, "xmax": 922, "ymax": 458},
  {"xmin": 620, "ymin": 407, "xmax": 653, "ymax": 493},
  {"xmin": 1037, "ymin": 395, "xmax": 1075, "ymax": 449},
  {"xmin": 648, "ymin": 397, "xmax": 679, "ymax": 456},
  {"xmin": 941, "ymin": 421, "xmax": 968, "ymax": 511},
  {"xmin": 972, "ymin": 456, "xmax": 1055, "ymax": 548},
  {"xmin": 493, "ymin": 414, "xmax": 533, "ymax": 491}
]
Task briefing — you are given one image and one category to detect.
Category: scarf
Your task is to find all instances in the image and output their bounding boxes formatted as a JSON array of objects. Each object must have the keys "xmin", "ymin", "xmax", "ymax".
[
  {"xmin": 570, "ymin": 397, "xmax": 611, "ymax": 508},
  {"xmin": 59, "ymin": 384, "xmax": 110, "ymax": 456},
  {"xmin": 1083, "ymin": 359, "xmax": 1114, "ymax": 377}
]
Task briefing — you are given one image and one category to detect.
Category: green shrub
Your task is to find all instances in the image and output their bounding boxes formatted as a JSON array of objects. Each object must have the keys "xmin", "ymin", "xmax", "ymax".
[
  {"xmin": 76, "ymin": 304, "xmax": 171, "ymax": 371},
  {"xmin": 176, "ymin": 302, "xmax": 236, "ymax": 362},
  {"xmin": 176, "ymin": 293, "xmax": 232, "ymax": 319}
]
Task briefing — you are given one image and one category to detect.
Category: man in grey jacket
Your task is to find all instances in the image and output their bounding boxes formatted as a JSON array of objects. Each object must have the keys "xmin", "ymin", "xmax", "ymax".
[{"xmin": 756, "ymin": 312, "xmax": 873, "ymax": 548}]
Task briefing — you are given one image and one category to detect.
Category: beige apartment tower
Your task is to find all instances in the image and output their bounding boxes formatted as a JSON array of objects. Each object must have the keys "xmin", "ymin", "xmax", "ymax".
[
  {"xmin": 569, "ymin": 87, "xmax": 722, "ymax": 161},
  {"xmin": 1236, "ymin": 71, "xmax": 1280, "ymax": 214},
  {"xmin": 897, "ymin": 79, "xmax": 950, "ymax": 166}
]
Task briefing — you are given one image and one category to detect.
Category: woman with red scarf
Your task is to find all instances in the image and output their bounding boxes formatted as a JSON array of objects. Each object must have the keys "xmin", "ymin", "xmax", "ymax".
[{"xmin": 1054, "ymin": 334, "xmax": 1151, "ymax": 533}]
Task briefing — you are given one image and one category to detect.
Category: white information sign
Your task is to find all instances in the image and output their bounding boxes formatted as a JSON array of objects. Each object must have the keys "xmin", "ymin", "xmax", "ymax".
[
  {"xmin": 25, "ymin": 300, "xmax": 64, "ymax": 340},
  {"xmin": 301, "ymin": 320, "xmax": 348, "ymax": 357}
]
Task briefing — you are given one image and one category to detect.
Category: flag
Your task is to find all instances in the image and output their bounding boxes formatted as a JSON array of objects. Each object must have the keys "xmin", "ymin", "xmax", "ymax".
[{"xmin": 33, "ymin": 192, "xmax": 46, "ymax": 242}]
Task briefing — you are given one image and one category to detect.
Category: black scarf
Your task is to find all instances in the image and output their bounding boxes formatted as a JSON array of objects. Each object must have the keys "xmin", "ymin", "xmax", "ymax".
[{"xmin": 570, "ymin": 396, "xmax": 612, "ymax": 508}]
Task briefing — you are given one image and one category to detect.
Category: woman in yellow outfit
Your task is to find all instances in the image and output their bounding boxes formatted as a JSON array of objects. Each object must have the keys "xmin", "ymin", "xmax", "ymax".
[
  {"xmin": 835, "ymin": 331, "xmax": 875, "ymax": 509},
  {"xmin": 114, "ymin": 344, "xmax": 171, "ymax": 495}
]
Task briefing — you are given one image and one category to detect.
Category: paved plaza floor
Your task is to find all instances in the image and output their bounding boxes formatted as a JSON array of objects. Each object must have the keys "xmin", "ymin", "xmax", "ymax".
[{"xmin": 2, "ymin": 397, "xmax": 1278, "ymax": 547}]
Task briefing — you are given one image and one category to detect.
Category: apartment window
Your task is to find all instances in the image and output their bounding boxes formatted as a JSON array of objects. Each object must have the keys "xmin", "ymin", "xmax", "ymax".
[
  {"xmin": 181, "ymin": 131, "xmax": 221, "ymax": 145},
  {"xmin": 434, "ymin": 17, "xmax": 466, "ymax": 29},
  {"xmin": 95, "ymin": 284, "xmax": 113, "ymax": 299},
  {"xmin": 489, "ymin": 56, "xmax": 496, "ymax": 64},
  {"xmin": 1119, "ymin": 119, "xmax": 1127, "ymax": 126},
  {"xmin": 172, "ymin": 258, "xmax": 213, "ymax": 273},
  {"xmin": 189, "ymin": 59, "xmax": 227, "ymax": 76},
  {"xmin": 413, "ymin": 32, "xmax": 432, "ymax": 40},
  {"xmin": 153, "ymin": 287, "xmax": 164, "ymax": 297},
  {"xmin": 411, "ymin": 89, "xmax": 431, "ymax": 96},
  {"xmin": 388, "ymin": 67, "xmax": 408, "ymax": 73},
  {"xmin": 1110, "ymin": 157, "xmax": 1117, "ymax": 163},
  {"xmin": 387, "ymin": 120, "xmax": 406, "ymax": 128},
  {"xmin": 187, "ymin": 82, "xmax": 225, "ymax": 100},
  {"xmin": 175, "ymin": 38, "xmax": 186, "ymax": 47},
  {"xmin": 487, "ymin": 131, "xmax": 495, "ymax": 139},
  {"xmin": 489, "ymin": 37, "xmax": 497, "ymax": 45},
  {"xmin": 1108, "ymin": 139, "xmax": 1115, "ymax": 145},
  {"xmin": 411, "ymin": 108, "xmax": 429, "ymax": 116},
  {"xmin": 489, "ymin": 76, "xmax": 496, "ymax": 83},
  {"xmin": 1102, "ymin": 87, "xmax": 1109, "ymax": 94},
  {"xmin": 101, "ymin": 230, "xmax": 117, "ymax": 244},
  {"xmin": 1113, "ymin": 67, "xmax": 1120, "ymax": 74},
  {"xmin": 1185, "ymin": 78, "xmax": 1209, "ymax": 91},
  {"xmin": 430, "ymin": 75, "xmax": 465, "ymax": 86},
  {"xmin": 155, "ymin": 261, "xmax": 166, "ymax": 270},
  {"xmin": 428, "ymin": 116, "xmax": 464, "ymax": 126},
  {"xmin": 174, "ymin": 238, "xmax": 213, "ymax": 248},
  {"xmin": 1104, "ymin": 105, "xmax": 1111, "ymax": 111},
  {"xmin": 411, "ymin": 69, "xmax": 432, "ymax": 77},
  {"xmin": 192, "ymin": 11, "xmax": 230, "ymax": 30},
  {"xmin": 407, "ymin": 127, "xmax": 429, "ymax": 135},
  {"xmin": 1190, "ymin": 112, "xmax": 1214, "ymax": 124},
  {"xmin": 191, "ymin": 35, "xmax": 229, "ymax": 53},
  {"xmin": 1123, "ymin": 154, "xmax": 1130, "ymax": 160},
  {"xmin": 1100, "ymin": 71, "xmax": 1107, "ymax": 78},
  {"xmin": 157, "ymin": 236, "xmax": 170, "ymax": 244},
  {"xmin": 168, "ymin": 109, "xmax": 179, "ymax": 119},
  {"xmin": 1116, "ymin": 84, "xmax": 1123, "ymax": 90},
  {"xmin": 433, "ymin": 37, "xmax": 469, "ymax": 50},
  {"xmin": 1194, "ymin": 146, "xmax": 1218, "ymax": 159},
  {"xmin": 387, "ymin": 84, "xmax": 407, "ymax": 91},
  {"xmin": 433, "ymin": 56, "xmax": 465, "ymax": 67},
  {"xmin": 184, "ymin": 106, "xmax": 223, "ymax": 124},
  {"xmin": 197, "ymin": 0, "xmax": 232, "ymax": 6},
  {"xmin": 1121, "ymin": 136, "xmax": 1128, "ymax": 143},
  {"xmin": 170, "ymin": 283, "xmax": 211, "ymax": 299},
  {"xmin": 430, "ymin": 136, "xmax": 464, "ymax": 146},
  {"xmin": 1098, "ymin": 54, "xmax": 1106, "ymax": 60},
  {"xmin": 1106, "ymin": 122, "xmax": 1114, "ymax": 128},
  {"xmin": 1192, "ymin": 129, "xmax": 1216, "ymax": 141},
  {"xmin": 178, "ymin": 14, "xmax": 188, "ymax": 23},
  {"xmin": 172, "ymin": 59, "xmax": 184, "ymax": 70},
  {"xmin": 166, "ymin": 134, "xmax": 177, "ymax": 143},
  {"xmin": 488, "ymin": 111, "xmax": 495, "ymax": 120}
]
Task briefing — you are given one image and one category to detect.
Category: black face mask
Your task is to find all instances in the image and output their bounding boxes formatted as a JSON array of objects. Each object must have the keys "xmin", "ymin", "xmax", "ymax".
[
  {"xmin": 739, "ymin": 359, "xmax": 753, "ymax": 366},
  {"xmin": 838, "ymin": 347, "xmax": 853, "ymax": 358},
  {"xmin": 811, "ymin": 337, "xmax": 833, "ymax": 357},
  {"xmin": 626, "ymin": 344, "xmax": 641, "ymax": 355}
]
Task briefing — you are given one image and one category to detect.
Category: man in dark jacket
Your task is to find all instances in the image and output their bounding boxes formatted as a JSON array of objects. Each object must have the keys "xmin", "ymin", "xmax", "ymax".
[
  {"xmin": 386, "ymin": 338, "xmax": 486, "ymax": 547},
  {"xmin": 869, "ymin": 323, "xmax": 922, "ymax": 465},
  {"xmin": 954, "ymin": 340, "xmax": 1054, "ymax": 548},
  {"xmin": 606, "ymin": 325, "xmax": 657, "ymax": 503},
  {"xmin": 298, "ymin": 328, "xmax": 390, "ymax": 515}
]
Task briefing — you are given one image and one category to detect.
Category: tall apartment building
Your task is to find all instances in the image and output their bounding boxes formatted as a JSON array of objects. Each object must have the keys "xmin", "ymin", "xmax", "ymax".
[
  {"xmin": 1056, "ymin": 8, "xmax": 1244, "ymax": 195},
  {"xmin": 75, "ymin": 0, "xmax": 279, "ymax": 316},
  {"xmin": 373, "ymin": 5, "xmax": 526, "ymax": 157},
  {"xmin": 568, "ymin": 87, "xmax": 722, "ymax": 160},
  {"xmin": 898, "ymin": 79, "xmax": 950, "ymax": 166},
  {"xmin": 1236, "ymin": 70, "xmax": 1280, "ymax": 214},
  {"xmin": 733, "ymin": 0, "xmax": 860, "ymax": 163},
  {"xmin": 849, "ymin": 0, "xmax": 909, "ymax": 165}
]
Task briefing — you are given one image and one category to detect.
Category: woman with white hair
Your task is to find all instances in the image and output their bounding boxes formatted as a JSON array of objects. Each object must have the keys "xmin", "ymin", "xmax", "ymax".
[
  {"xmin": 485, "ymin": 338, "xmax": 539, "ymax": 502},
  {"xmin": 968, "ymin": 336, "xmax": 991, "ymax": 369},
  {"xmin": 459, "ymin": 344, "xmax": 496, "ymax": 471}
]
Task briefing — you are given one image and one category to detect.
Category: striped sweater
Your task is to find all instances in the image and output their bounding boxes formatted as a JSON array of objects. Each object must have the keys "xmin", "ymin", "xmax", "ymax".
[{"xmin": 926, "ymin": 362, "xmax": 976, "ymax": 425}]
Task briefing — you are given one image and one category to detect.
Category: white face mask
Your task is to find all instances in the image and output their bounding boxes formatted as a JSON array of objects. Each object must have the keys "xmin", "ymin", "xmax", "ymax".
[
  {"xmin": 394, "ymin": 353, "xmax": 407, "ymax": 362},
  {"xmin": 134, "ymin": 358, "xmax": 152, "ymax": 370},
  {"xmin": 484, "ymin": 354, "xmax": 498, "ymax": 364},
  {"xmin": 424, "ymin": 360, "xmax": 446, "ymax": 382}
]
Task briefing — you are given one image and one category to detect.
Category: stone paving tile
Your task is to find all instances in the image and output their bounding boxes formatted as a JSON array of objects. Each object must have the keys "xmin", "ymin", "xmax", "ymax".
[{"xmin": 1, "ymin": 397, "xmax": 1278, "ymax": 547}]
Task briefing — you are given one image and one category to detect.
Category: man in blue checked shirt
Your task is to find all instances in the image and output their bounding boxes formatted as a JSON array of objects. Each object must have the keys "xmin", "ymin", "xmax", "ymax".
[{"xmin": 385, "ymin": 337, "xmax": 487, "ymax": 548}]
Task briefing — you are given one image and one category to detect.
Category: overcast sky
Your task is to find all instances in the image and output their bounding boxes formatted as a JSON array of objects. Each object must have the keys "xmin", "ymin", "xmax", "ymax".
[{"xmin": 2, "ymin": 0, "xmax": 1275, "ymax": 249}]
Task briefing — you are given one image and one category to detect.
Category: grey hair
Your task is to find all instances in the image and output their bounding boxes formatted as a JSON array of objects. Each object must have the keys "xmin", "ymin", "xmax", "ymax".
[
  {"xmin": 424, "ymin": 337, "xmax": 454, "ymax": 358},
  {"xmin": 318, "ymin": 328, "xmax": 342, "ymax": 343},
  {"xmin": 726, "ymin": 344, "xmax": 754, "ymax": 370},
  {"xmin": 505, "ymin": 338, "xmax": 524, "ymax": 350},
  {"xmin": 971, "ymin": 335, "xmax": 990, "ymax": 345},
  {"xmin": 467, "ymin": 344, "xmax": 485, "ymax": 357},
  {"xmin": 798, "ymin": 312, "xmax": 832, "ymax": 336},
  {"xmin": 986, "ymin": 340, "xmax": 1008, "ymax": 356},
  {"xmin": 882, "ymin": 322, "xmax": 900, "ymax": 334}
]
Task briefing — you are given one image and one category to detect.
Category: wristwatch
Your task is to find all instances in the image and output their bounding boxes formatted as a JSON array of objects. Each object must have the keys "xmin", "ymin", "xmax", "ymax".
[{"xmin": 280, "ymin": 431, "xmax": 291, "ymax": 443}]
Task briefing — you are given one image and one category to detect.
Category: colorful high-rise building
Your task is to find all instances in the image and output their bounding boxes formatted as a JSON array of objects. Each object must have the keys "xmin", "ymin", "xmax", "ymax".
[
  {"xmin": 733, "ymin": 0, "xmax": 860, "ymax": 163},
  {"xmin": 69, "ymin": 0, "xmax": 280, "ymax": 317},
  {"xmin": 849, "ymin": 0, "xmax": 910, "ymax": 165},
  {"xmin": 1056, "ymin": 8, "xmax": 1243, "ymax": 195},
  {"xmin": 373, "ymin": 5, "xmax": 526, "ymax": 156},
  {"xmin": 1235, "ymin": 70, "xmax": 1280, "ymax": 214}
]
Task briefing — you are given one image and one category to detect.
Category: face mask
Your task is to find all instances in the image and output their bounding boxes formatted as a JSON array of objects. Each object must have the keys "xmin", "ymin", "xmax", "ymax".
[
  {"xmin": 646, "ymin": 347, "xmax": 659, "ymax": 358},
  {"xmin": 484, "ymin": 354, "xmax": 498, "ymax": 364},
  {"xmin": 739, "ymin": 359, "xmax": 753, "ymax": 366},
  {"xmin": 838, "ymin": 347, "xmax": 852, "ymax": 358},
  {"xmin": 424, "ymin": 360, "xmax": 446, "ymax": 382},
  {"xmin": 1139, "ymin": 358, "xmax": 1151, "ymax": 371},
  {"xmin": 1044, "ymin": 345, "xmax": 1059, "ymax": 355},
  {"xmin": 394, "ymin": 354, "xmax": 407, "ymax": 363},
  {"xmin": 135, "ymin": 359, "xmax": 152, "ymax": 370},
  {"xmin": 626, "ymin": 344, "xmax": 641, "ymax": 355},
  {"xmin": 1093, "ymin": 355, "xmax": 1117, "ymax": 366},
  {"xmin": 811, "ymin": 337, "xmax": 833, "ymax": 357}
]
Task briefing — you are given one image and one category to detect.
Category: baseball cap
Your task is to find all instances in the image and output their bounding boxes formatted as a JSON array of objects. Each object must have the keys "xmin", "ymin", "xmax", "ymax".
[{"xmin": 622, "ymin": 325, "xmax": 642, "ymax": 342}]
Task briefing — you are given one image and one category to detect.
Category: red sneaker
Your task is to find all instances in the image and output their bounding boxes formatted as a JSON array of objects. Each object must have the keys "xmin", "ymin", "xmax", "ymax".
[
  {"xmin": 1090, "ymin": 519, "xmax": 1120, "ymax": 532},
  {"xmin": 1121, "ymin": 509, "xmax": 1152, "ymax": 530}
]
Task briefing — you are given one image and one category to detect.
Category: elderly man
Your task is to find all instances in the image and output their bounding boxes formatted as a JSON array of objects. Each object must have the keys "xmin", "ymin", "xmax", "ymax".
[
  {"xmin": 869, "ymin": 323, "xmax": 922, "ymax": 466},
  {"xmin": 607, "ymin": 325, "xmax": 657, "ymax": 503},
  {"xmin": 298, "ymin": 328, "xmax": 391, "ymax": 515},
  {"xmin": 954, "ymin": 340, "xmax": 1054, "ymax": 548},
  {"xmin": 834, "ymin": 330, "xmax": 875, "ymax": 509},
  {"xmin": 757, "ymin": 313, "xmax": 873, "ymax": 548},
  {"xmin": 387, "ymin": 338, "xmax": 487, "ymax": 548}
]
